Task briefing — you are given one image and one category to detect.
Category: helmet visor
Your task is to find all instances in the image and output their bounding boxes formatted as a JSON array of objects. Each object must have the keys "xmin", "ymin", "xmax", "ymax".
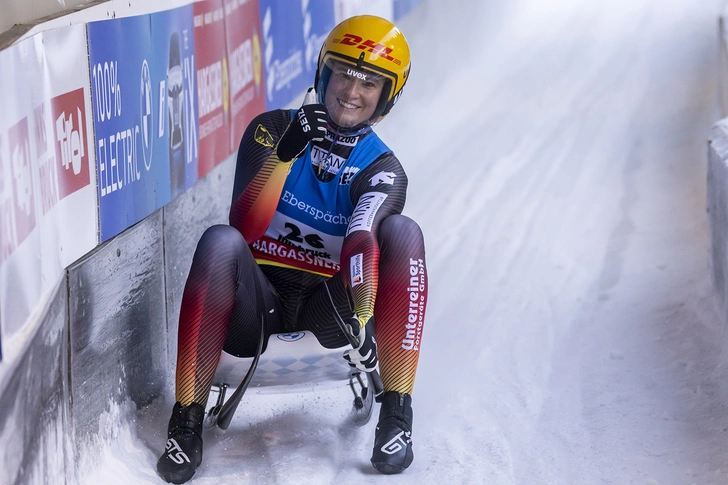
[{"xmin": 317, "ymin": 55, "xmax": 395, "ymax": 128}]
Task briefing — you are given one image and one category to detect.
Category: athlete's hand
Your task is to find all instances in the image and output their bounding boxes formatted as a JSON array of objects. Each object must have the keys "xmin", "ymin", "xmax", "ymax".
[
  {"xmin": 343, "ymin": 316, "xmax": 378, "ymax": 372},
  {"xmin": 276, "ymin": 88, "xmax": 328, "ymax": 162}
]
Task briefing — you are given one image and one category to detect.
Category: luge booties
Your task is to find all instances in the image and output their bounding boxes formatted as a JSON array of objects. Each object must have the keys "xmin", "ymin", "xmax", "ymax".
[
  {"xmin": 156, "ymin": 402, "xmax": 205, "ymax": 484},
  {"xmin": 371, "ymin": 391, "xmax": 414, "ymax": 474}
]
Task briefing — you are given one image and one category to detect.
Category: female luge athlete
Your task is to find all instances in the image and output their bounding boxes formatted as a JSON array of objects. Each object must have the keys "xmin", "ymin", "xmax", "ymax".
[{"xmin": 156, "ymin": 15, "xmax": 428, "ymax": 483}]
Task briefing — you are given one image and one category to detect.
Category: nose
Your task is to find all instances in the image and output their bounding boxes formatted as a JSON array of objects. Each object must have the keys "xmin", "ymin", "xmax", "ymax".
[{"xmin": 341, "ymin": 78, "xmax": 364, "ymax": 99}]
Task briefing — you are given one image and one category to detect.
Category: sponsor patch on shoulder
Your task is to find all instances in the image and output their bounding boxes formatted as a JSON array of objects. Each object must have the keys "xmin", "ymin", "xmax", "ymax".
[
  {"xmin": 255, "ymin": 124, "xmax": 274, "ymax": 147},
  {"xmin": 370, "ymin": 171, "xmax": 396, "ymax": 186}
]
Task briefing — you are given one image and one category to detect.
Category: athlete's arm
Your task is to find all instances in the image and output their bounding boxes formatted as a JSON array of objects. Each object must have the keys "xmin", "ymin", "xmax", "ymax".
[
  {"xmin": 341, "ymin": 154, "xmax": 408, "ymax": 328},
  {"xmin": 228, "ymin": 110, "xmax": 294, "ymax": 243}
]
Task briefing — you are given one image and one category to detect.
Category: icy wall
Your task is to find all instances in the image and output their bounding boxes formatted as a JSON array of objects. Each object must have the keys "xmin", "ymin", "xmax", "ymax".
[{"xmin": 710, "ymin": 5, "xmax": 728, "ymax": 320}]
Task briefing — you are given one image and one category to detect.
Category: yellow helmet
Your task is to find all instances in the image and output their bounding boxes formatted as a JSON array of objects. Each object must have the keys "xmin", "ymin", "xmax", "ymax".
[{"xmin": 315, "ymin": 15, "xmax": 411, "ymax": 126}]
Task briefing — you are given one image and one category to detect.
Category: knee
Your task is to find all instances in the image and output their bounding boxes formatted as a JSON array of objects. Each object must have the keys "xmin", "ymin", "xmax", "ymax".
[
  {"xmin": 197, "ymin": 224, "xmax": 248, "ymax": 256},
  {"xmin": 379, "ymin": 215, "xmax": 425, "ymax": 246}
]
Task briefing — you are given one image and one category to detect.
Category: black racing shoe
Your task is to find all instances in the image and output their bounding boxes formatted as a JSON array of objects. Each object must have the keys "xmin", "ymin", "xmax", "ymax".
[
  {"xmin": 371, "ymin": 391, "xmax": 414, "ymax": 474},
  {"xmin": 156, "ymin": 402, "xmax": 205, "ymax": 484}
]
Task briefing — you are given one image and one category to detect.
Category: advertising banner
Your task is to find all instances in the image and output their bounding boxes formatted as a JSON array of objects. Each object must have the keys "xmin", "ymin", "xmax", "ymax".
[
  {"xmin": 152, "ymin": 6, "xmax": 199, "ymax": 194},
  {"xmin": 89, "ymin": 7, "xmax": 199, "ymax": 241},
  {"xmin": 258, "ymin": 0, "xmax": 335, "ymax": 109},
  {"xmin": 224, "ymin": 0, "xmax": 266, "ymax": 154},
  {"xmin": 194, "ymin": 0, "xmax": 231, "ymax": 178},
  {"xmin": 88, "ymin": 16, "xmax": 157, "ymax": 241},
  {"xmin": 0, "ymin": 24, "xmax": 97, "ymax": 351}
]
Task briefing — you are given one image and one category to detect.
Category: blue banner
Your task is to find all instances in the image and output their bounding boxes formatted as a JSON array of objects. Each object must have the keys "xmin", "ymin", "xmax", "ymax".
[
  {"xmin": 151, "ymin": 6, "xmax": 199, "ymax": 199},
  {"xmin": 88, "ymin": 16, "xmax": 155, "ymax": 241},
  {"xmin": 88, "ymin": 7, "xmax": 198, "ymax": 242},
  {"xmin": 258, "ymin": 0, "xmax": 335, "ymax": 108}
]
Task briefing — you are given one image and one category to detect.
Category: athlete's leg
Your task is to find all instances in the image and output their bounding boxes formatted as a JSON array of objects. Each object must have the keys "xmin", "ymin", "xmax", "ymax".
[
  {"xmin": 372, "ymin": 214, "xmax": 428, "ymax": 395},
  {"xmin": 175, "ymin": 224, "xmax": 281, "ymax": 408},
  {"xmin": 158, "ymin": 224, "xmax": 281, "ymax": 484},
  {"xmin": 297, "ymin": 214, "xmax": 428, "ymax": 385},
  {"xmin": 369, "ymin": 214, "xmax": 427, "ymax": 474},
  {"xmin": 295, "ymin": 215, "xmax": 427, "ymax": 474}
]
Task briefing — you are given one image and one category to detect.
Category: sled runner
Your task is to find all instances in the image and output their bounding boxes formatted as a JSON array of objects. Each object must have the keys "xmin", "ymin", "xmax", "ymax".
[{"xmin": 204, "ymin": 325, "xmax": 382, "ymax": 430}]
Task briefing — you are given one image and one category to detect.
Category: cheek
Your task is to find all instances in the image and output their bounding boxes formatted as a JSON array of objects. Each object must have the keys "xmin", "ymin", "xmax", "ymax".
[
  {"xmin": 325, "ymin": 81, "xmax": 342, "ymax": 106},
  {"xmin": 324, "ymin": 89, "xmax": 336, "ymax": 110},
  {"xmin": 365, "ymin": 91, "xmax": 381, "ymax": 110},
  {"xmin": 368, "ymin": 86, "xmax": 384, "ymax": 105}
]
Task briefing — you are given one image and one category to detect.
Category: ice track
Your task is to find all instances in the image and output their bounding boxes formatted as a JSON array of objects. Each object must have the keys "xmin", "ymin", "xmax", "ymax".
[{"xmin": 82, "ymin": 0, "xmax": 728, "ymax": 483}]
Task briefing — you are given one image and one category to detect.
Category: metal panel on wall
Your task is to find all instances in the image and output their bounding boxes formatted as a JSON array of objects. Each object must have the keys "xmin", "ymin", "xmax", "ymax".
[
  {"xmin": 708, "ymin": 120, "xmax": 728, "ymax": 313},
  {"xmin": 258, "ymin": 0, "xmax": 335, "ymax": 108},
  {"xmin": 67, "ymin": 211, "xmax": 167, "ymax": 461}
]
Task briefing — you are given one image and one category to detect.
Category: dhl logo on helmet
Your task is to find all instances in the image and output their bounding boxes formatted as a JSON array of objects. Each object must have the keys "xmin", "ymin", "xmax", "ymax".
[{"xmin": 333, "ymin": 34, "xmax": 402, "ymax": 66}]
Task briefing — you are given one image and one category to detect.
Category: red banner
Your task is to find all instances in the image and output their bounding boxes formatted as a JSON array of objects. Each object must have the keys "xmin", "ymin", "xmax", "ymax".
[
  {"xmin": 47, "ymin": 88, "xmax": 91, "ymax": 209},
  {"xmin": 194, "ymin": 0, "xmax": 232, "ymax": 178},
  {"xmin": 224, "ymin": 0, "xmax": 267, "ymax": 154}
]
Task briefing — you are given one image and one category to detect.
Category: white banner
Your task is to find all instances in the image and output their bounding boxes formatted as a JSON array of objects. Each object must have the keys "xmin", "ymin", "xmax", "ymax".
[{"xmin": 0, "ymin": 24, "xmax": 98, "ymax": 351}]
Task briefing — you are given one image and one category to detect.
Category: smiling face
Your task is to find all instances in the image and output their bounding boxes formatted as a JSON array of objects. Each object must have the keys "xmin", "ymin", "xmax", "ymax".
[{"xmin": 324, "ymin": 61, "xmax": 385, "ymax": 128}]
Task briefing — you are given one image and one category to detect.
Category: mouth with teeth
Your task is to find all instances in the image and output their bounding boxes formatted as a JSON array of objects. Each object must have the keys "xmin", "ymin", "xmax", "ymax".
[{"xmin": 337, "ymin": 99, "xmax": 359, "ymax": 110}]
